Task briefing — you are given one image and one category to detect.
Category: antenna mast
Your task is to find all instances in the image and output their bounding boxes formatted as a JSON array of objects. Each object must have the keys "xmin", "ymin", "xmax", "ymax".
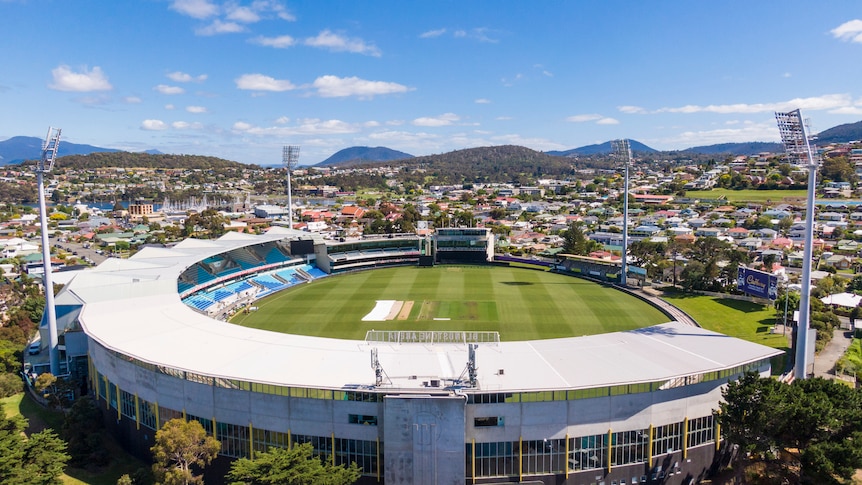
[
  {"xmin": 37, "ymin": 127, "xmax": 62, "ymax": 376},
  {"xmin": 282, "ymin": 145, "xmax": 300, "ymax": 228},
  {"xmin": 612, "ymin": 139, "xmax": 631, "ymax": 286}
]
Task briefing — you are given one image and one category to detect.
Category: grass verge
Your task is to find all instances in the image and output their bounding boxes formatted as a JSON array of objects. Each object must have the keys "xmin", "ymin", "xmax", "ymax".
[{"xmin": 661, "ymin": 292, "xmax": 790, "ymax": 374}]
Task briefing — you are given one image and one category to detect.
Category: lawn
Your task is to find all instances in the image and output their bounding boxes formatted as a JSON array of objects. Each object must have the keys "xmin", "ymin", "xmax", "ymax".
[
  {"xmin": 230, "ymin": 265, "xmax": 669, "ymax": 341},
  {"xmin": 685, "ymin": 188, "xmax": 807, "ymax": 203},
  {"xmin": 660, "ymin": 293, "xmax": 790, "ymax": 373},
  {"xmin": 2, "ymin": 393, "xmax": 148, "ymax": 485}
]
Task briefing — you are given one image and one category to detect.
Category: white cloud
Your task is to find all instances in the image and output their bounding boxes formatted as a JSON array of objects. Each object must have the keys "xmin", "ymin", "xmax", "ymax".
[
  {"xmin": 420, "ymin": 28, "xmax": 447, "ymax": 38},
  {"xmin": 226, "ymin": 5, "xmax": 259, "ymax": 23},
  {"xmin": 275, "ymin": 116, "xmax": 290, "ymax": 124},
  {"xmin": 566, "ymin": 114, "xmax": 603, "ymax": 122},
  {"xmin": 235, "ymin": 73, "xmax": 296, "ymax": 92},
  {"xmin": 364, "ymin": 121, "xmax": 381, "ymax": 127},
  {"xmin": 474, "ymin": 98, "xmax": 491, "ymax": 104},
  {"xmin": 312, "ymin": 75, "xmax": 410, "ymax": 98},
  {"xmin": 154, "ymin": 84, "xmax": 185, "ymax": 95},
  {"xmin": 167, "ymin": 71, "xmax": 207, "ymax": 82},
  {"xmin": 831, "ymin": 19, "xmax": 862, "ymax": 43},
  {"xmin": 165, "ymin": 104, "xmax": 176, "ymax": 110},
  {"xmin": 304, "ymin": 30, "xmax": 381, "ymax": 56},
  {"xmin": 196, "ymin": 19, "xmax": 245, "ymax": 36},
  {"xmin": 491, "ymin": 134, "xmax": 568, "ymax": 152},
  {"xmin": 367, "ymin": 130, "xmax": 439, "ymax": 143},
  {"xmin": 656, "ymin": 94, "xmax": 852, "ymax": 114},
  {"xmin": 828, "ymin": 106, "xmax": 862, "ymax": 115},
  {"xmin": 782, "ymin": 72, "xmax": 792, "ymax": 78},
  {"xmin": 172, "ymin": 121, "xmax": 203, "ymax": 129},
  {"xmin": 495, "ymin": 116, "xmax": 513, "ymax": 121},
  {"xmin": 49, "ymin": 65, "xmax": 112, "ymax": 92},
  {"xmin": 170, "ymin": 0, "xmax": 218, "ymax": 19},
  {"xmin": 232, "ymin": 118, "xmax": 359, "ymax": 136},
  {"xmin": 412, "ymin": 113, "xmax": 460, "ymax": 127},
  {"xmin": 618, "ymin": 105, "xmax": 646, "ymax": 114},
  {"xmin": 250, "ymin": 35, "xmax": 295, "ymax": 48},
  {"xmin": 141, "ymin": 119, "xmax": 168, "ymax": 131},
  {"xmin": 566, "ymin": 113, "xmax": 618, "ymax": 125},
  {"xmin": 454, "ymin": 30, "xmax": 467, "ymax": 38},
  {"xmin": 186, "ymin": 105, "xmax": 207, "ymax": 113},
  {"xmin": 654, "ymin": 121, "xmax": 779, "ymax": 148},
  {"xmin": 123, "ymin": 96, "xmax": 142, "ymax": 104}
]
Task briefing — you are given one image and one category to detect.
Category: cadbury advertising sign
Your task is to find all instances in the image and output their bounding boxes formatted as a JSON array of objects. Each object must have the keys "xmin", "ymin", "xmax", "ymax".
[{"xmin": 737, "ymin": 266, "xmax": 778, "ymax": 300}]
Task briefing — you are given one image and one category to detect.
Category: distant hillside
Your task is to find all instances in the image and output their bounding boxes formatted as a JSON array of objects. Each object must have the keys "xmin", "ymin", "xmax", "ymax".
[
  {"xmin": 547, "ymin": 139, "xmax": 657, "ymax": 157},
  {"xmin": 682, "ymin": 142, "xmax": 784, "ymax": 156},
  {"xmin": 816, "ymin": 120, "xmax": 862, "ymax": 145},
  {"xmin": 44, "ymin": 152, "xmax": 248, "ymax": 170},
  {"xmin": 316, "ymin": 146, "xmax": 413, "ymax": 167},
  {"xmin": 0, "ymin": 136, "xmax": 119, "ymax": 164},
  {"xmin": 400, "ymin": 145, "xmax": 575, "ymax": 185}
]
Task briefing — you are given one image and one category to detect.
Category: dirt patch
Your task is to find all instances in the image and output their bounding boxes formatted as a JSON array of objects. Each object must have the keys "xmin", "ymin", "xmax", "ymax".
[
  {"xmin": 384, "ymin": 301, "xmax": 404, "ymax": 321},
  {"xmin": 397, "ymin": 301, "xmax": 414, "ymax": 320}
]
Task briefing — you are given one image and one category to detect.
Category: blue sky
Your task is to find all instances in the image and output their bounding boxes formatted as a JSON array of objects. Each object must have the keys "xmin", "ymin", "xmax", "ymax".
[{"xmin": 2, "ymin": 1, "xmax": 862, "ymax": 165}]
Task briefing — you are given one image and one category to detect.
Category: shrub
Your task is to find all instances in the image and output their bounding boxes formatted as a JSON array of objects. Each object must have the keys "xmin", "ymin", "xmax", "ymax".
[{"xmin": 0, "ymin": 372, "xmax": 23, "ymax": 398}]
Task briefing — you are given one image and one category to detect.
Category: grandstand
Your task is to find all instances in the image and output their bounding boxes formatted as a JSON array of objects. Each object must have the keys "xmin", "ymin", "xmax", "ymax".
[{"xmin": 34, "ymin": 228, "xmax": 781, "ymax": 485}]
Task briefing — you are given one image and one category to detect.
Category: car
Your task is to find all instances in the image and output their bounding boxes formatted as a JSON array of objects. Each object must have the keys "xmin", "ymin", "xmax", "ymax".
[{"xmin": 27, "ymin": 342, "xmax": 40, "ymax": 355}]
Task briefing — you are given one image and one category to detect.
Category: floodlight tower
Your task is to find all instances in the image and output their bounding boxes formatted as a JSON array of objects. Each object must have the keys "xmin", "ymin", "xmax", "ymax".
[
  {"xmin": 776, "ymin": 109, "xmax": 818, "ymax": 379},
  {"xmin": 37, "ymin": 127, "xmax": 62, "ymax": 376},
  {"xmin": 282, "ymin": 145, "xmax": 300, "ymax": 228},
  {"xmin": 612, "ymin": 139, "xmax": 632, "ymax": 286}
]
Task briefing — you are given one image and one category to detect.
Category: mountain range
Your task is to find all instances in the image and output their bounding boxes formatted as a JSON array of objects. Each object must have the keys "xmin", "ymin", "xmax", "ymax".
[{"xmin": 2, "ymin": 117, "xmax": 861, "ymax": 167}]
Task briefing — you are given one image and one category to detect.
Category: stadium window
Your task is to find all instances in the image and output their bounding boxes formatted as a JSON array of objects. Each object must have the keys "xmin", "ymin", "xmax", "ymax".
[
  {"xmin": 217, "ymin": 421, "xmax": 250, "ymax": 458},
  {"xmin": 334, "ymin": 438, "xmax": 378, "ymax": 476},
  {"xmin": 108, "ymin": 383, "xmax": 118, "ymax": 409},
  {"xmin": 652, "ymin": 422, "xmax": 684, "ymax": 457},
  {"xmin": 187, "ymin": 414, "xmax": 213, "ymax": 435},
  {"xmin": 349, "ymin": 414, "xmax": 378, "ymax": 426},
  {"xmin": 139, "ymin": 398, "xmax": 157, "ymax": 430},
  {"xmin": 471, "ymin": 441, "xmax": 518, "ymax": 478},
  {"xmin": 569, "ymin": 433, "xmax": 606, "ymax": 472},
  {"xmin": 120, "ymin": 390, "xmax": 136, "ymax": 419},
  {"xmin": 474, "ymin": 416, "xmax": 504, "ymax": 427},
  {"xmin": 686, "ymin": 415, "xmax": 715, "ymax": 448}
]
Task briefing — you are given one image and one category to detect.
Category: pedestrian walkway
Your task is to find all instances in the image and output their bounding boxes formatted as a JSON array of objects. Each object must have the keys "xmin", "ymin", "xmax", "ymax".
[{"xmin": 813, "ymin": 320, "xmax": 855, "ymax": 383}]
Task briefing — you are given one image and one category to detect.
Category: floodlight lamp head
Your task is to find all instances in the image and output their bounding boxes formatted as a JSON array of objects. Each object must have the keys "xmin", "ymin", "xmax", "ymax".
[
  {"xmin": 38, "ymin": 127, "xmax": 62, "ymax": 173},
  {"xmin": 282, "ymin": 145, "xmax": 300, "ymax": 169}
]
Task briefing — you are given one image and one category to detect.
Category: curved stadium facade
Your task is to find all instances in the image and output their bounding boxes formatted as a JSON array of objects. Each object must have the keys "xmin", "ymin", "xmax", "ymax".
[{"xmin": 35, "ymin": 228, "xmax": 781, "ymax": 485}]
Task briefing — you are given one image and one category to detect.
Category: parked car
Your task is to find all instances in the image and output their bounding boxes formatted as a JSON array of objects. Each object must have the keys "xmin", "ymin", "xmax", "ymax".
[{"xmin": 28, "ymin": 342, "xmax": 40, "ymax": 355}]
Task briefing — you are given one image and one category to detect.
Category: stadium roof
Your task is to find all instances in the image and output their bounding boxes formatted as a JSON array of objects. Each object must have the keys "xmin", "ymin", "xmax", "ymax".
[{"xmin": 68, "ymin": 230, "xmax": 782, "ymax": 393}]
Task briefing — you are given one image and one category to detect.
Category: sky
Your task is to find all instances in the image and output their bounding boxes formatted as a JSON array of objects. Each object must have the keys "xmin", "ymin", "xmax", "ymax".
[{"xmin": 2, "ymin": 1, "xmax": 862, "ymax": 166}]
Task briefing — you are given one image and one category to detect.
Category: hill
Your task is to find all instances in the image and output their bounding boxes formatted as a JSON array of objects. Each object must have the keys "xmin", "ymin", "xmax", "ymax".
[
  {"xmin": 41, "ymin": 152, "xmax": 248, "ymax": 170},
  {"xmin": 316, "ymin": 146, "xmax": 413, "ymax": 167},
  {"xmin": 682, "ymin": 142, "xmax": 784, "ymax": 155},
  {"xmin": 397, "ymin": 145, "xmax": 575, "ymax": 185},
  {"xmin": 815, "ymin": 120, "xmax": 862, "ymax": 145},
  {"xmin": 546, "ymin": 139, "xmax": 657, "ymax": 157},
  {"xmin": 0, "ymin": 136, "xmax": 119, "ymax": 164}
]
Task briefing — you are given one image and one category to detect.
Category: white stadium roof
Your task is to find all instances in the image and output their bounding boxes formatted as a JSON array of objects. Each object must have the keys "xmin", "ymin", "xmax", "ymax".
[{"xmin": 68, "ymin": 231, "xmax": 782, "ymax": 393}]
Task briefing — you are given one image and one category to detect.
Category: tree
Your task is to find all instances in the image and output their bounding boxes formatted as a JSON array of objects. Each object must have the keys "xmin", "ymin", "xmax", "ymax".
[
  {"xmin": 151, "ymin": 419, "xmax": 220, "ymax": 485},
  {"xmin": 719, "ymin": 373, "xmax": 862, "ymax": 484},
  {"xmin": 561, "ymin": 222, "xmax": 598, "ymax": 256},
  {"xmin": 0, "ymin": 413, "xmax": 69, "ymax": 484},
  {"xmin": 227, "ymin": 442, "xmax": 360, "ymax": 485},
  {"xmin": 62, "ymin": 396, "xmax": 109, "ymax": 467}
]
